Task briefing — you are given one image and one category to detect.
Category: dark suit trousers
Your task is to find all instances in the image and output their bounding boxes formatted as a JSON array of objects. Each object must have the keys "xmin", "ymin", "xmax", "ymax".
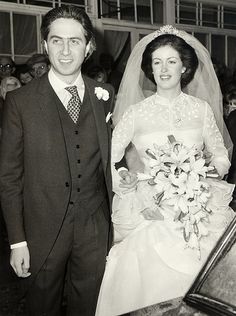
[{"xmin": 25, "ymin": 198, "xmax": 110, "ymax": 316}]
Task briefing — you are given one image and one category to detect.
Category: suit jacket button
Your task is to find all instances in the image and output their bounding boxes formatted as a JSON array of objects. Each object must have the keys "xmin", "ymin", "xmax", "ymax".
[
  {"xmin": 77, "ymin": 188, "xmax": 80, "ymax": 192},
  {"xmin": 65, "ymin": 182, "xmax": 69, "ymax": 187}
]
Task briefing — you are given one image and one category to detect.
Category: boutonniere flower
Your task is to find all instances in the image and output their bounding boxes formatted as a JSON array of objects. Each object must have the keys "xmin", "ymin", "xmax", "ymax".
[
  {"xmin": 106, "ymin": 112, "xmax": 113, "ymax": 123},
  {"xmin": 95, "ymin": 87, "xmax": 109, "ymax": 101}
]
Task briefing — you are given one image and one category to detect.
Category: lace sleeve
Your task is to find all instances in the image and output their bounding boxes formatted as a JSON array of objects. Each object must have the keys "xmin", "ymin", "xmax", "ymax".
[
  {"xmin": 111, "ymin": 106, "xmax": 135, "ymax": 195},
  {"xmin": 203, "ymin": 102, "xmax": 230, "ymax": 177},
  {"xmin": 112, "ymin": 105, "xmax": 135, "ymax": 163}
]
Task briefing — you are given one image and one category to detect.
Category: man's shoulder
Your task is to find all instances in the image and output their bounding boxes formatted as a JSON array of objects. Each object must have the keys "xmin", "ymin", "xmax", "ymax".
[{"xmin": 9, "ymin": 74, "xmax": 49, "ymax": 99}]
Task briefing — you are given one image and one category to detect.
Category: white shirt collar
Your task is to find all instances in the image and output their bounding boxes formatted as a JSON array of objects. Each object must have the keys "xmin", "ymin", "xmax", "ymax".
[{"xmin": 48, "ymin": 69, "xmax": 84, "ymax": 94}]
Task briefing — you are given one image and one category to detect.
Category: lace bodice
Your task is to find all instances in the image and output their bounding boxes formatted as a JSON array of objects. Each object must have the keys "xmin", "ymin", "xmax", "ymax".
[{"xmin": 112, "ymin": 92, "xmax": 230, "ymax": 177}]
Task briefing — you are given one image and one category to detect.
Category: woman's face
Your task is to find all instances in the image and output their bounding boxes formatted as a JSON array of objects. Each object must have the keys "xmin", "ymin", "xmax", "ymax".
[{"xmin": 151, "ymin": 45, "xmax": 186, "ymax": 94}]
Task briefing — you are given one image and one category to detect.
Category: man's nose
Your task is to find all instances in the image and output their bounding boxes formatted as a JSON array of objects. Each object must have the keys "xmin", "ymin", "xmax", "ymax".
[{"xmin": 62, "ymin": 40, "xmax": 70, "ymax": 55}]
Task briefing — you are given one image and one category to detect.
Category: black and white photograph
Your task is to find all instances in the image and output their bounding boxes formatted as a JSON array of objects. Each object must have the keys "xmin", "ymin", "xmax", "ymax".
[{"xmin": 0, "ymin": 1, "xmax": 236, "ymax": 316}]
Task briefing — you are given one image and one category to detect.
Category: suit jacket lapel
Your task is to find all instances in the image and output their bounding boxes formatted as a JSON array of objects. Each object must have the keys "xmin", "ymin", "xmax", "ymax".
[
  {"xmin": 36, "ymin": 75, "xmax": 61, "ymax": 124},
  {"xmin": 35, "ymin": 75, "xmax": 70, "ymax": 167},
  {"xmin": 83, "ymin": 77, "xmax": 109, "ymax": 172}
]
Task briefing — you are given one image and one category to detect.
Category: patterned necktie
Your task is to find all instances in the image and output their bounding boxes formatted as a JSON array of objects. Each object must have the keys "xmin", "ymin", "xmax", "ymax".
[{"xmin": 65, "ymin": 86, "xmax": 82, "ymax": 124}]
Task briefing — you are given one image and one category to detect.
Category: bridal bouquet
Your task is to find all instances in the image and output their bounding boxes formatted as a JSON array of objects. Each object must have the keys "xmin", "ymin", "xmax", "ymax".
[{"xmin": 137, "ymin": 135, "xmax": 219, "ymax": 257}]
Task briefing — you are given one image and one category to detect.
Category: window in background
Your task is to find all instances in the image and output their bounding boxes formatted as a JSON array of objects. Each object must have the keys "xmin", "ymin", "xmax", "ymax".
[
  {"xmin": 25, "ymin": 0, "xmax": 52, "ymax": 6},
  {"xmin": 227, "ymin": 36, "xmax": 236, "ymax": 70},
  {"xmin": 137, "ymin": 0, "xmax": 151, "ymax": 24},
  {"xmin": 194, "ymin": 32, "xmax": 207, "ymax": 47},
  {"xmin": 176, "ymin": 0, "xmax": 236, "ymax": 31},
  {"xmin": 224, "ymin": 7, "xmax": 236, "ymax": 30},
  {"xmin": 0, "ymin": 10, "xmax": 39, "ymax": 63},
  {"xmin": 120, "ymin": 0, "xmax": 135, "ymax": 21},
  {"xmin": 60, "ymin": 0, "xmax": 85, "ymax": 5},
  {"xmin": 211, "ymin": 34, "xmax": 225, "ymax": 64},
  {"xmin": 201, "ymin": 4, "xmax": 218, "ymax": 28},
  {"xmin": 23, "ymin": 0, "xmax": 85, "ymax": 7},
  {"xmin": 176, "ymin": 0, "xmax": 197, "ymax": 25},
  {"xmin": 153, "ymin": 0, "xmax": 163, "ymax": 24},
  {"xmin": 13, "ymin": 13, "xmax": 37, "ymax": 60},
  {"xmin": 0, "ymin": 12, "xmax": 11, "ymax": 55},
  {"xmin": 99, "ymin": 0, "xmax": 163, "ymax": 24},
  {"xmin": 98, "ymin": 0, "xmax": 118, "ymax": 19}
]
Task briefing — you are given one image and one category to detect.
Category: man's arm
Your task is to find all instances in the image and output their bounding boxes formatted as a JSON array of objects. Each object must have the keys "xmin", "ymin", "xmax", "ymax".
[
  {"xmin": 0, "ymin": 93, "xmax": 30, "ymax": 277},
  {"xmin": 0, "ymin": 93, "xmax": 25, "ymax": 244}
]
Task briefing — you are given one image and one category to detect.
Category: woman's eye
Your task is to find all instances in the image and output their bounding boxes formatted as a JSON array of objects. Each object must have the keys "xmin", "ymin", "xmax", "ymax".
[{"xmin": 169, "ymin": 60, "xmax": 177, "ymax": 64}]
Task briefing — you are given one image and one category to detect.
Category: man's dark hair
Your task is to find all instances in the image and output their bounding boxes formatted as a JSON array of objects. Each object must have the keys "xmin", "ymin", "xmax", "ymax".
[
  {"xmin": 41, "ymin": 5, "xmax": 96, "ymax": 58},
  {"xmin": 141, "ymin": 34, "xmax": 198, "ymax": 89}
]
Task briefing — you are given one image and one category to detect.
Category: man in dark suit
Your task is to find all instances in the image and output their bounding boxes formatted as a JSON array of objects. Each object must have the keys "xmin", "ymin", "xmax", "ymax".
[{"xmin": 0, "ymin": 6, "xmax": 115, "ymax": 316}]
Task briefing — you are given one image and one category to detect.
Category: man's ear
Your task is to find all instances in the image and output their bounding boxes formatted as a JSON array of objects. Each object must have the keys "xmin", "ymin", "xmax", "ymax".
[
  {"xmin": 85, "ymin": 41, "xmax": 91, "ymax": 59},
  {"xmin": 44, "ymin": 41, "xmax": 48, "ymax": 54}
]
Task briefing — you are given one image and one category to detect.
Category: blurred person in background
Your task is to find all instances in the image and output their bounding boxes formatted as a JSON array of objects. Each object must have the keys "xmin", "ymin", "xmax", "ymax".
[
  {"xmin": 26, "ymin": 53, "xmax": 50, "ymax": 79},
  {"xmin": 0, "ymin": 76, "xmax": 21, "ymax": 135},
  {"xmin": 225, "ymin": 89, "xmax": 236, "ymax": 209},
  {"xmin": 15, "ymin": 64, "xmax": 33, "ymax": 85},
  {"xmin": 86, "ymin": 65, "xmax": 108, "ymax": 83},
  {"xmin": 99, "ymin": 53, "xmax": 122, "ymax": 93},
  {"xmin": 0, "ymin": 56, "xmax": 16, "ymax": 82},
  {"xmin": 0, "ymin": 76, "xmax": 21, "ymax": 100}
]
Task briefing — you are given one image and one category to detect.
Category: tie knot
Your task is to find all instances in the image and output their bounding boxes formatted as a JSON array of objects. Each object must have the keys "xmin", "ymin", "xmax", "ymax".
[{"xmin": 65, "ymin": 85, "xmax": 78, "ymax": 97}]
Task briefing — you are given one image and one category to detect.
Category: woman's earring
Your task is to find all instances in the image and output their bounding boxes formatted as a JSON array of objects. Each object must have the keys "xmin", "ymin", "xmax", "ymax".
[{"xmin": 181, "ymin": 68, "xmax": 186, "ymax": 74}]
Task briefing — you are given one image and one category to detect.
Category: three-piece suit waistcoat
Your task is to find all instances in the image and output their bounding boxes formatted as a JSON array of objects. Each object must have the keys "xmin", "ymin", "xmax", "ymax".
[{"xmin": 55, "ymin": 86, "xmax": 107, "ymax": 210}]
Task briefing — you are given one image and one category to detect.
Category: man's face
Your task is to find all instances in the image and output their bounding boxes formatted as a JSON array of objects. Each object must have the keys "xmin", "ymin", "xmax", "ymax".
[
  {"xmin": 30, "ymin": 62, "xmax": 49, "ymax": 78},
  {"xmin": 0, "ymin": 57, "xmax": 15, "ymax": 80},
  {"xmin": 44, "ymin": 18, "xmax": 90, "ymax": 84}
]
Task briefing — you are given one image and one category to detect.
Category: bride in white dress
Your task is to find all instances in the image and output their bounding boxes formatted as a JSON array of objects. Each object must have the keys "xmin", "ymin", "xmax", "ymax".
[{"xmin": 96, "ymin": 26, "xmax": 235, "ymax": 316}]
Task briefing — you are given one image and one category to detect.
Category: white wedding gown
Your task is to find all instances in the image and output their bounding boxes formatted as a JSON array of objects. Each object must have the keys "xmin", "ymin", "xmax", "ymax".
[{"xmin": 96, "ymin": 92, "xmax": 235, "ymax": 316}]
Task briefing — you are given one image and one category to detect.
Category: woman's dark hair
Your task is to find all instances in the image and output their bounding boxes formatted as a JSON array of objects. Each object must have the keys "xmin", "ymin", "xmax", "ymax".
[
  {"xmin": 141, "ymin": 34, "xmax": 198, "ymax": 88},
  {"xmin": 41, "ymin": 6, "xmax": 96, "ymax": 58}
]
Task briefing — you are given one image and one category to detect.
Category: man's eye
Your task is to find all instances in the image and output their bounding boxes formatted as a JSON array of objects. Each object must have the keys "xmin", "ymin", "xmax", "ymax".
[
  {"xmin": 52, "ymin": 39, "xmax": 62, "ymax": 44},
  {"xmin": 70, "ymin": 39, "xmax": 80, "ymax": 45}
]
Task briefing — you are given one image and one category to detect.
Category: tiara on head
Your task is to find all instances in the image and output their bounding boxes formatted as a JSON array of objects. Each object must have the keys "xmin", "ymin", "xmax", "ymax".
[{"xmin": 153, "ymin": 25, "xmax": 186, "ymax": 40}]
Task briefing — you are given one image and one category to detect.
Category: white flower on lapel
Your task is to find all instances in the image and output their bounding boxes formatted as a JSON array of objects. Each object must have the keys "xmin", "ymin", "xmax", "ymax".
[
  {"xmin": 95, "ymin": 87, "xmax": 109, "ymax": 101},
  {"xmin": 106, "ymin": 112, "xmax": 113, "ymax": 123}
]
